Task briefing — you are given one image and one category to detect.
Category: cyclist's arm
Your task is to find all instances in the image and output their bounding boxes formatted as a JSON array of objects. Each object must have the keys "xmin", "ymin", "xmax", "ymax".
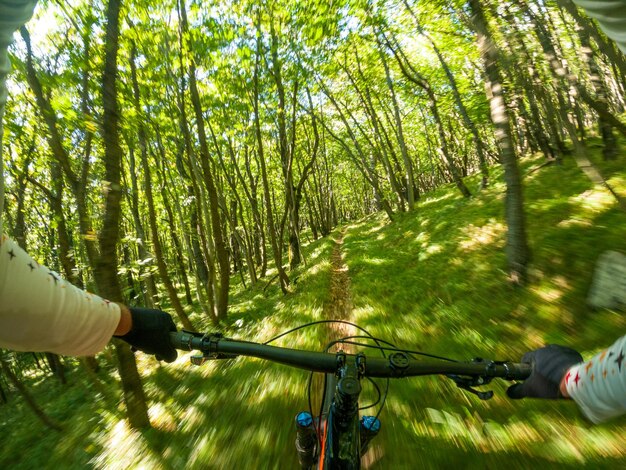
[
  {"xmin": 562, "ymin": 335, "xmax": 626, "ymax": 423},
  {"xmin": 1, "ymin": 1, "xmax": 123, "ymax": 356},
  {"xmin": 572, "ymin": 0, "xmax": 626, "ymax": 53},
  {"xmin": 0, "ymin": 1, "xmax": 179, "ymax": 362},
  {"xmin": 0, "ymin": 236, "xmax": 122, "ymax": 355}
]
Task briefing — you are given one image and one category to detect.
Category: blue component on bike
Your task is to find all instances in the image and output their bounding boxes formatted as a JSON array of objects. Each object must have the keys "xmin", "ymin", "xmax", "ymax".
[
  {"xmin": 361, "ymin": 415, "xmax": 381, "ymax": 432},
  {"xmin": 296, "ymin": 411, "xmax": 313, "ymax": 427}
]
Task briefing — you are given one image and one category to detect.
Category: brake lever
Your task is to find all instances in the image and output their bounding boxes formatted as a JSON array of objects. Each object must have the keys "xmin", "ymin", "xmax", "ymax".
[
  {"xmin": 448, "ymin": 376, "xmax": 494, "ymax": 400},
  {"xmin": 190, "ymin": 352, "xmax": 239, "ymax": 365},
  {"xmin": 184, "ymin": 331, "xmax": 239, "ymax": 366},
  {"xmin": 446, "ymin": 357, "xmax": 496, "ymax": 400}
]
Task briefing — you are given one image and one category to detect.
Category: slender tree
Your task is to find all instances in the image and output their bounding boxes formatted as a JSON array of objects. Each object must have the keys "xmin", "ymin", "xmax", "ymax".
[{"xmin": 468, "ymin": 0, "xmax": 530, "ymax": 284}]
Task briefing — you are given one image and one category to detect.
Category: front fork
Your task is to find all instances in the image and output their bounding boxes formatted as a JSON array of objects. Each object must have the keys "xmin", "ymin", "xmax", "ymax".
[
  {"xmin": 295, "ymin": 354, "xmax": 381, "ymax": 469},
  {"xmin": 295, "ymin": 411, "xmax": 317, "ymax": 468},
  {"xmin": 296, "ymin": 413, "xmax": 381, "ymax": 468}
]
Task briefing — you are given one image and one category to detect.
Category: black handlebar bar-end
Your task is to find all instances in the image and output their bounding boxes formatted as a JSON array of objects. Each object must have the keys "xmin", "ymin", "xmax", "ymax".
[
  {"xmin": 170, "ymin": 331, "xmax": 198, "ymax": 351},
  {"xmin": 508, "ymin": 362, "xmax": 533, "ymax": 380}
]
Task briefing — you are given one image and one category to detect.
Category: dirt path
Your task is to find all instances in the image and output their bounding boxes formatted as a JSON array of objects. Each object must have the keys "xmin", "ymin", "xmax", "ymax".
[
  {"xmin": 322, "ymin": 228, "xmax": 355, "ymax": 346},
  {"xmin": 322, "ymin": 228, "xmax": 384, "ymax": 467}
]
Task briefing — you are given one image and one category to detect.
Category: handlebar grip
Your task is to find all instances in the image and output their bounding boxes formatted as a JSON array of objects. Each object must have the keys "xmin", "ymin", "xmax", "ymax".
[
  {"xmin": 170, "ymin": 331, "xmax": 200, "ymax": 351},
  {"xmin": 507, "ymin": 362, "xmax": 532, "ymax": 380}
]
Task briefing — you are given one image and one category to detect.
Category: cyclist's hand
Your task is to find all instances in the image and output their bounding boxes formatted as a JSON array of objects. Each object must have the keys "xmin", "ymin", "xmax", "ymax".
[
  {"xmin": 116, "ymin": 307, "xmax": 178, "ymax": 362},
  {"xmin": 507, "ymin": 345, "xmax": 582, "ymax": 399}
]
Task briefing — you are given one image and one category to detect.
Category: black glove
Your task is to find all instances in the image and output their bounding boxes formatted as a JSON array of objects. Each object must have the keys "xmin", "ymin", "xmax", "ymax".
[
  {"xmin": 507, "ymin": 345, "xmax": 582, "ymax": 399},
  {"xmin": 117, "ymin": 307, "xmax": 178, "ymax": 363}
]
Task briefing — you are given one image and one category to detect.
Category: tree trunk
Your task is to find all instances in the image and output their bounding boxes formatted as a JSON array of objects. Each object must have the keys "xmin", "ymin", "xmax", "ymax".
[
  {"xmin": 557, "ymin": 0, "xmax": 626, "ymax": 79},
  {"xmin": 20, "ymin": 26, "xmax": 99, "ymax": 269},
  {"xmin": 44, "ymin": 353, "xmax": 66, "ymax": 384},
  {"xmin": 0, "ymin": 356, "xmax": 62, "ymax": 431},
  {"xmin": 218, "ymin": 141, "xmax": 259, "ymax": 285},
  {"xmin": 428, "ymin": 36, "xmax": 490, "ymax": 187},
  {"xmin": 21, "ymin": 3, "xmax": 150, "ymax": 429},
  {"xmin": 385, "ymin": 34, "xmax": 471, "ymax": 198},
  {"xmin": 500, "ymin": 5, "xmax": 559, "ymax": 160},
  {"xmin": 320, "ymin": 113, "xmax": 395, "ymax": 221},
  {"xmin": 317, "ymin": 79, "xmax": 395, "ymax": 220},
  {"xmin": 179, "ymin": 0, "xmax": 231, "ymax": 321},
  {"xmin": 126, "ymin": 142, "xmax": 158, "ymax": 308},
  {"xmin": 469, "ymin": 0, "xmax": 531, "ymax": 284},
  {"xmin": 98, "ymin": 0, "xmax": 150, "ymax": 429},
  {"xmin": 254, "ymin": 9, "xmax": 290, "ymax": 292},
  {"xmin": 129, "ymin": 42, "xmax": 194, "ymax": 330},
  {"xmin": 12, "ymin": 145, "xmax": 34, "ymax": 250},
  {"xmin": 346, "ymin": 53, "xmax": 408, "ymax": 208},
  {"xmin": 573, "ymin": 10, "xmax": 618, "ymax": 160},
  {"xmin": 268, "ymin": 21, "xmax": 302, "ymax": 271},
  {"xmin": 173, "ymin": 49, "xmax": 214, "ymax": 320},
  {"xmin": 157, "ymin": 165, "xmax": 195, "ymax": 306},
  {"xmin": 377, "ymin": 36, "xmax": 416, "ymax": 209},
  {"xmin": 49, "ymin": 159, "xmax": 80, "ymax": 286}
]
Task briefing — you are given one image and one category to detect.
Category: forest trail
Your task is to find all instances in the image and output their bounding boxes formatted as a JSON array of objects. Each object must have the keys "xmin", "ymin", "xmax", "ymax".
[
  {"xmin": 323, "ymin": 228, "xmax": 355, "ymax": 346},
  {"xmin": 322, "ymin": 227, "xmax": 384, "ymax": 468}
]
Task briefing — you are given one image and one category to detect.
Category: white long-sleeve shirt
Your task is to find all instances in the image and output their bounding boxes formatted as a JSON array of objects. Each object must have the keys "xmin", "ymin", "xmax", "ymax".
[
  {"xmin": 564, "ymin": 3, "xmax": 626, "ymax": 425},
  {"xmin": 565, "ymin": 335, "xmax": 626, "ymax": 423},
  {"xmin": 0, "ymin": 0, "xmax": 119, "ymax": 356},
  {"xmin": 0, "ymin": 236, "xmax": 119, "ymax": 355},
  {"xmin": 573, "ymin": 0, "xmax": 626, "ymax": 53}
]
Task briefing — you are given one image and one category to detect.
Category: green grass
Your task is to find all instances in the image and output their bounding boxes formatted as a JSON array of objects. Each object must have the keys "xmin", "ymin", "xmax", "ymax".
[
  {"xmin": 3, "ymin": 143, "xmax": 626, "ymax": 468},
  {"xmin": 342, "ymin": 150, "xmax": 626, "ymax": 468}
]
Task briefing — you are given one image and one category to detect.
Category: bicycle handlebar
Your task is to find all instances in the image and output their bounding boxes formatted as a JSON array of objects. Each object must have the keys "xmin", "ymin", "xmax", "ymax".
[{"xmin": 170, "ymin": 331, "xmax": 532, "ymax": 380}]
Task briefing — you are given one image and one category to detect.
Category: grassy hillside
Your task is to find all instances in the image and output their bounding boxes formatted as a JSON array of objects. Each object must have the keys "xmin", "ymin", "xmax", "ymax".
[
  {"xmin": 341, "ymin": 150, "xmax": 626, "ymax": 468},
  {"xmin": 3, "ymin": 147, "xmax": 626, "ymax": 469}
]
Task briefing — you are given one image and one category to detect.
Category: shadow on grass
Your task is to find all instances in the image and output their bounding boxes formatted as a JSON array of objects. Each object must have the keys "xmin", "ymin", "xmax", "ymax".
[{"xmin": 140, "ymin": 357, "xmax": 317, "ymax": 469}]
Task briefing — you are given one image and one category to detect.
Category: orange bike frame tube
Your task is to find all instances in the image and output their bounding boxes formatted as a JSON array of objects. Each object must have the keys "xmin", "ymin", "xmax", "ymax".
[{"xmin": 318, "ymin": 419, "xmax": 329, "ymax": 469}]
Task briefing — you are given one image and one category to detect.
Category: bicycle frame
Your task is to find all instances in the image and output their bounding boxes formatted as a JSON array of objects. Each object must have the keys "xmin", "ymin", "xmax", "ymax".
[
  {"xmin": 318, "ymin": 355, "xmax": 363, "ymax": 469},
  {"xmin": 170, "ymin": 330, "xmax": 531, "ymax": 469},
  {"xmin": 296, "ymin": 357, "xmax": 368, "ymax": 469}
]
